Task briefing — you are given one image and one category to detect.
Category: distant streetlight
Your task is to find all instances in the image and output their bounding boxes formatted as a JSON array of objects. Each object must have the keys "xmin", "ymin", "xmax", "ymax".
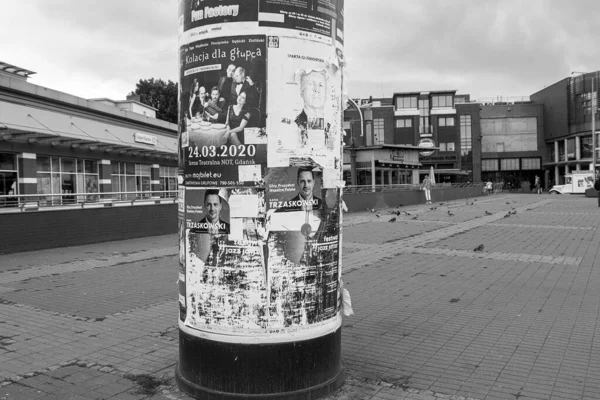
[{"xmin": 572, "ymin": 71, "xmax": 596, "ymax": 177}]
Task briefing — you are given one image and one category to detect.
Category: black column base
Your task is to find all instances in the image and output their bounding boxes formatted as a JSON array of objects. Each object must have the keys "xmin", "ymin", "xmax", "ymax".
[{"xmin": 176, "ymin": 328, "xmax": 344, "ymax": 400}]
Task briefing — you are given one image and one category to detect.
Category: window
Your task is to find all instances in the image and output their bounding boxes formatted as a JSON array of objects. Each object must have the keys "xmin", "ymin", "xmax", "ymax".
[
  {"xmin": 460, "ymin": 115, "xmax": 472, "ymax": 153},
  {"xmin": 36, "ymin": 156, "xmax": 99, "ymax": 204},
  {"xmin": 447, "ymin": 142, "xmax": 455, "ymax": 151},
  {"xmin": 501, "ymin": 158, "xmax": 519, "ymax": 170},
  {"xmin": 439, "ymin": 143, "xmax": 446, "ymax": 152},
  {"xmin": 396, "ymin": 96, "xmax": 417, "ymax": 109},
  {"xmin": 438, "ymin": 117, "xmax": 455, "ymax": 126},
  {"xmin": 581, "ymin": 135, "xmax": 593, "ymax": 159},
  {"xmin": 558, "ymin": 140, "xmax": 565, "ymax": 161},
  {"xmin": 111, "ymin": 162, "xmax": 151, "ymax": 200},
  {"xmin": 521, "ymin": 158, "xmax": 541, "ymax": 170},
  {"xmin": 373, "ymin": 118, "xmax": 385, "ymax": 144},
  {"xmin": 395, "ymin": 118, "xmax": 412, "ymax": 128},
  {"xmin": 432, "ymin": 95, "xmax": 453, "ymax": 108},
  {"xmin": 419, "ymin": 118, "xmax": 432, "ymax": 134},
  {"xmin": 159, "ymin": 166, "xmax": 178, "ymax": 198},
  {"xmin": 0, "ymin": 153, "xmax": 18, "ymax": 207},
  {"xmin": 482, "ymin": 159, "xmax": 498, "ymax": 171},
  {"xmin": 418, "ymin": 99, "xmax": 430, "ymax": 116}
]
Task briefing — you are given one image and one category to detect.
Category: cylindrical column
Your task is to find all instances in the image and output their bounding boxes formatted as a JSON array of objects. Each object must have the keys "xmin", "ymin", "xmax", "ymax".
[
  {"xmin": 17, "ymin": 152, "xmax": 37, "ymax": 197},
  {"xmin": 177, "ymin": 1, "xmax": 345, "ymax": 398},
  {"xmin": 98, "ymin": 159, "xmax": 112, "ymax": 199},
  {"xmin": 150, "ymin": 164, "xmax": 160, "ymax": 197}
]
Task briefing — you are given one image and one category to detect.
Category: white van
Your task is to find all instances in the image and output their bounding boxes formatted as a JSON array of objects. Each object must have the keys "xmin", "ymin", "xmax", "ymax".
[{"xmin": 549, "ymin": 171, "xmax": 594, "ymax": 194}]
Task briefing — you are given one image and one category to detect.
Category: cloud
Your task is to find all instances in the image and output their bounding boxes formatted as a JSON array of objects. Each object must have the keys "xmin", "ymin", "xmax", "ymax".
[{"xmin": 1, "ymin": 0, "xmax": 599, "ymax": 102}]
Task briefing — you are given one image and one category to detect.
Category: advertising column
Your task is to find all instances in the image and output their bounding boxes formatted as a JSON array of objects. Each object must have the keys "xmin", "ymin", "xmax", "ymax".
[{"xmin": 176, "ymin": 1, "xmax": 346, "ymax": 399}]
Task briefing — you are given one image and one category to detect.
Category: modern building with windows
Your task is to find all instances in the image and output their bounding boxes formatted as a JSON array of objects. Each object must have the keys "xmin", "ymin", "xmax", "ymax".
[
  {"xmin": 476, "ymin": 101, "xmax": 546, "ymax": 190},
  {"xmin": 343, "ymin": 98, "xmax": 422, "ymax": 187},
  {"xmin": 0, "ymin": 62, "xmax": 178, "ymax": 208},
  {"xmin": 531, "ymin": 71, "xmax": 599, "ymax": 186},
  {"xmin": 392, "ymin": 90, "xmax": 478, "ymax": 183}
]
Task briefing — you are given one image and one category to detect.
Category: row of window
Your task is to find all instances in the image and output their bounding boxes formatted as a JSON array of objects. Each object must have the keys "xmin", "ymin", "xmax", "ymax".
[
  {"xmin": 438, "ymin": 142, "xmax": 456, "ymax": 152},
  {"xmin": 550, "ymin": 136, "xmax": 599, "ymax": 161},
  {"xmin": 395, "ymin": 116, "xmax": 455, "ymax": 128},
  {"xmin": 396, "ymin": 94, "xmax": 454, "ymax": 110},
  {"xmin": 481, "ymin": 158, "xmax": 542, "ymax": 172},
  {"xmin": 0, "ymin": 153, "xmax": 178, "ymax": 206}
]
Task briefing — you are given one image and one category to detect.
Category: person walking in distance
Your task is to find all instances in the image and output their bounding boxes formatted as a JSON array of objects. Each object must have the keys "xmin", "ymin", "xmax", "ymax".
[
  {"xmin": 534, "ymin": 175, "xmax": 542, "ymax": 195},
  {"xmin": 422, "ymin": 175, "xmax": 432, "ymax": 204}
]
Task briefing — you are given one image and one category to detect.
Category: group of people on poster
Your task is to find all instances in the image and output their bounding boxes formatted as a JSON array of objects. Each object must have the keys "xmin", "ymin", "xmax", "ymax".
[{"xmin": 185, "ymin": 62, "xmax": 263, "ymax": 145}]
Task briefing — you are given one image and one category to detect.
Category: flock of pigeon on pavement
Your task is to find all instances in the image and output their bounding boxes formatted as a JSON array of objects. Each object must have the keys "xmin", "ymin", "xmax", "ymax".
[{"xmin": 366, "ymin": 198, "xmax": 524, "ymax": 253}]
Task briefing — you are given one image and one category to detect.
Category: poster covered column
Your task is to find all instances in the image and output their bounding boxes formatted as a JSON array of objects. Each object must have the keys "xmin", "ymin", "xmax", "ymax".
[{"xmin": 177, "ymin": 1, "xmax": 345, "ymax": 399}]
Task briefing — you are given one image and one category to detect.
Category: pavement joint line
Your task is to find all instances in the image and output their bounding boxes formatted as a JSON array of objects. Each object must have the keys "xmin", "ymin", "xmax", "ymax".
[
  {"xmin": 486, "ymin": 223, "xmax": 595, "ymax": 230},
  {"xmin": 342, "ymin": 199, "xmax": 554, "ymax": 273},
  {"xmin": 0, "ymin": 249, "xmax": 178, "ymax": 285},
  {"xmin": 396, "ymin": 247, "xmax": 583, "ymax": 266}
]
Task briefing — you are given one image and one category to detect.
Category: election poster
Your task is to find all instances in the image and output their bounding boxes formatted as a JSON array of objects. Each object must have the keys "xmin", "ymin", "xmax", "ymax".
[
  {"xmin": 259, "ymin": 0, "xmax": 344, "ymax": 44},
  {"xmin": 264, "ymin": 167, "xmax": 341, "ymax": 329},
  {"xmin": 266, "ymin": 36, "xmax": 342, "ymax": 169},
  {"xmin": 185, "ymin": 187, "xmax": 269, "ymax": 333},
  {"xmin": 180, "ymin": 35, "xmax": 267, "ymax": 187}
]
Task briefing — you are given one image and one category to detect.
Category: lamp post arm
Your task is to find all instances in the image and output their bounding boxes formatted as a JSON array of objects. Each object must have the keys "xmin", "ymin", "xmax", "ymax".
[{"xmin": 347, "ymin": 98, "xmax": 364, "ymax": 137}]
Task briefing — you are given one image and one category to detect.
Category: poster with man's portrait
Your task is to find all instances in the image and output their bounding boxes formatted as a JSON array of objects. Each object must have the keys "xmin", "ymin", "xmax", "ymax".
[{"xmin": 266, "ymin": 36, "xmax": 342, "ymax": 169}]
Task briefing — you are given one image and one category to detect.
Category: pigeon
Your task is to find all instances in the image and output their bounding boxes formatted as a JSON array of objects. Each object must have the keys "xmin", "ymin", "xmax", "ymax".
[
  {"xmin": 503, "ymin": 213, "xmax": 511, "ymax": 218},
  {"xmin": 370, "ymin": 209, "xmax": 375, "ymax": 213},
  {"xmin": 411, "ymin": 215, "xmax": 418, "ymax": 220},
  {"xmin": 439, "ymin": 203, "xmax": 444, "ymax": 206},
  {"xmin": 376, "ymin": 213, "xmax": 381, "ymax": 218},
  {"xmin": 448, "ymin": 210, "xmax": 454, "ymax": 216},
  {"xmin": 403, "ymin": 211, "xmax": 411, "ymax": 216},
  {"xmin": 389, "ymin": 217, "xmax": 396, "ymax": 222},
  {"xmin": 485, "ymin": 211, "xmax": 492, "ymax": 215},
  {"xmin": 506, "ymin": 202, "xmax": 511, "ymax": 205},
  {"xmin": 473, "ymin": 244, "xmax": 484, "ymax": 252},
  {"xmin": 430, "ymin": 207, "xmax": 437, "ymax": 210},
  {"xmin": 509, "ymin": 210, "xmax": 517, "ymax": 215}
]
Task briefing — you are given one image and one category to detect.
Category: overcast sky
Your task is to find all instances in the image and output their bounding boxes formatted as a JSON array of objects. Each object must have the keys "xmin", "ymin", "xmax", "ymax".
[{"xmin": 1, "ymin": 0, "xmax": 598, "ymax": 102}]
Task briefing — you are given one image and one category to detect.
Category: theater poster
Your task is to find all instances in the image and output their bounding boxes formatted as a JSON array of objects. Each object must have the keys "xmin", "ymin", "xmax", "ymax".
[
  {"xmin": 180, "ymin": 35, "xmax": 267, "ymax": 187},
  {"xmin": 259, "ymin": 0, "xmax": 344, "ymax": 44},
  {"xmin": 266, "ymin": 36, "xmax": 342, "ymax": 169}
]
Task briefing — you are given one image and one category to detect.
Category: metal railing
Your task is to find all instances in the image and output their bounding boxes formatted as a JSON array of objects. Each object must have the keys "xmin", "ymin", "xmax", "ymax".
[
  {"xmin": 343, "ymin": 182, "xmax": 485, "ymax": 194},
  {"xmin": 0, "ymin": 190, "xmax": 178, "ymax": 212}
]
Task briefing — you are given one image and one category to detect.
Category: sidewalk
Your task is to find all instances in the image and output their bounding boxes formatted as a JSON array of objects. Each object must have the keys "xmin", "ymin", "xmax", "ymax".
[{"xmin": 1, "ymin": 194, "xmax": 600, "ymax": 400}]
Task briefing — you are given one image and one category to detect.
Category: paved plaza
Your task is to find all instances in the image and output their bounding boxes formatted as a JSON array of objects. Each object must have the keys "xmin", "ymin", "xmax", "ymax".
[{"xmin": 1, "ymin": 193, "xmax": 600, "ymax": 400}]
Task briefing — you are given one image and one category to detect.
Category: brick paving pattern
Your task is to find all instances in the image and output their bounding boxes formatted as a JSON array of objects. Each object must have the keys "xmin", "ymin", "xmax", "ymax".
[{"xmin": 1, "ymin": 193, "xmax": 600, "ymax": 399}]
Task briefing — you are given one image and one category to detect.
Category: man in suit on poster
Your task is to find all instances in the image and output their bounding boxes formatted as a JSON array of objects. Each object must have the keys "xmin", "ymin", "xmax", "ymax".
[
  {"xmin": 195, "ymin": 189, "xmax": 230, "ymax": 235},
  {"xmin": 230, "ymin": 66, "xmax": 259, "ymax": 109},
  {"xmin": 287, "ymin": 168, "xmax": 322, "ymax": 211}
]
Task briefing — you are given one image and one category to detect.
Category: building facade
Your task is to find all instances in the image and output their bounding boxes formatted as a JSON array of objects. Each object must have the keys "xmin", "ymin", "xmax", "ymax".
[
  {"xmin": 0, "ymin": 63, "xmax": 178, "ymax": 208},
  {"xmin": 477, "ymin": 101, "xmax": 546, "ymax": 190},
  {"xmin": 531, "ymin": 72, "xmax": 599, "ymax": 186}
]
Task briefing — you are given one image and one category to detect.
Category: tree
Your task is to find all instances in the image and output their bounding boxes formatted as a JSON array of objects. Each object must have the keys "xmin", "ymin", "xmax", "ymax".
[{"xmin": 130, "ymin": 78, "xmax": 178, "ymax": 124}]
